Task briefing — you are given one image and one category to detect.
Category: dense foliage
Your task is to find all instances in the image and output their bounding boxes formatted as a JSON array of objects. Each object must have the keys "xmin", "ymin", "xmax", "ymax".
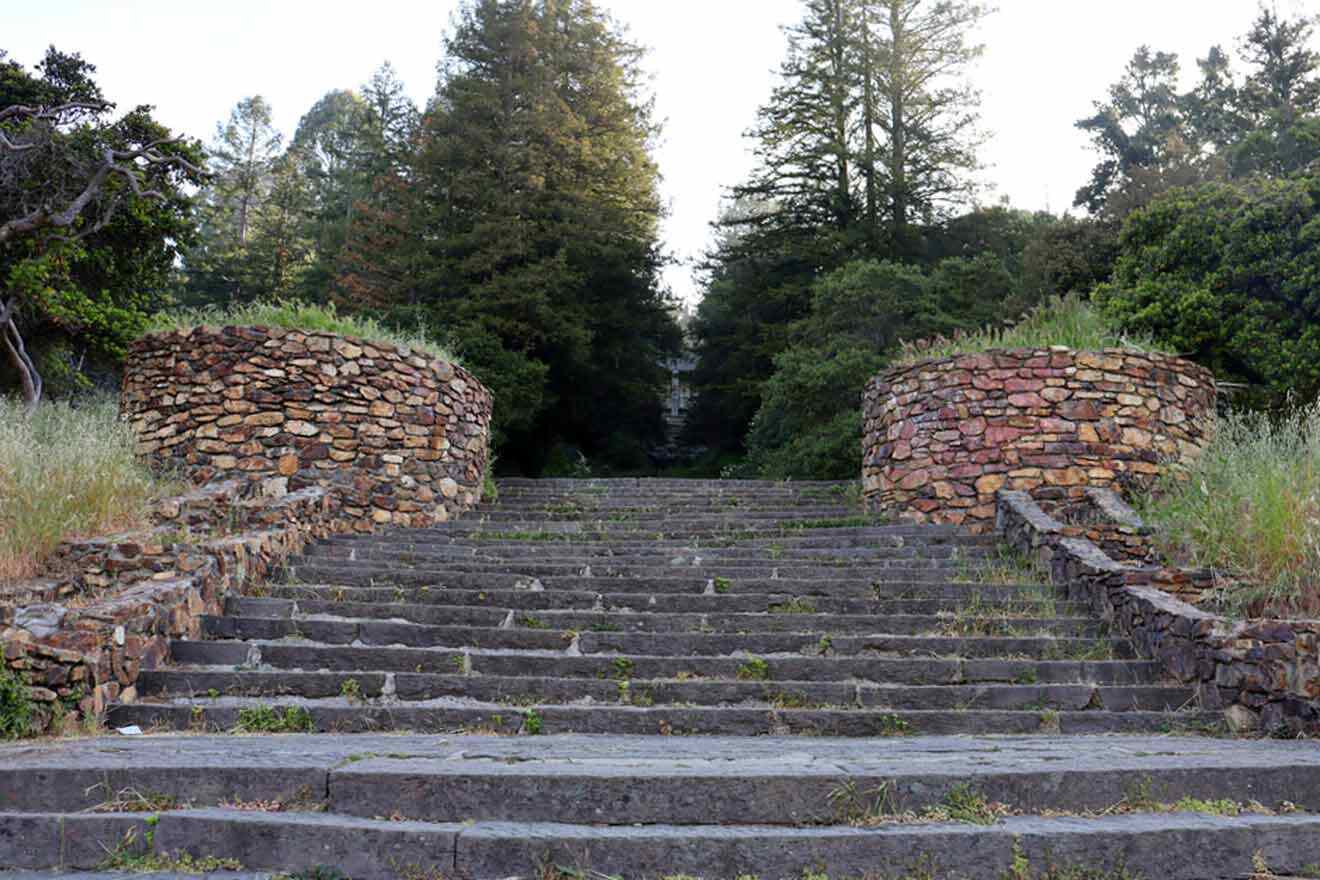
[
  {"xmin": 688, "ymin": 0, "xmax": 997, "ymax": 467},
  {"xmin": 1097, "ymin": 175, "xmax": 1320, "ymax": 408},
  {"xmin": 179, "ymin": 1, "xmax": 680, "ymax": 473},
  {"xmin": 0, "ymin": 48, "xmax": 204, "ymax": 405}
]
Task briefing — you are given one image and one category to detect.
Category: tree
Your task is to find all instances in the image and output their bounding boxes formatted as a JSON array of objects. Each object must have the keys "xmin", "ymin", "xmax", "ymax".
[
  {"xmin": 1229, "ymin": 5, "xmax": 1320, "ymax": 177},
  {"xmin": 861, "ymin": 0, "xmax": 988, "ymax": 253},
  {"xmin": 1076, "ymin": 6, "xmax": 1320, "ymax": 216},
  {"xmin": 350, "ymin": 0, "xmax": 679, "ymax": 472},
  {"xmin": 1074, "ymin": 47, "xmax": 1193, "ymax": 214},
  {"xmin": 691, "ymin": 0, "xmax": 990, "ymax": 460},
  {"xmin": 1095, "ymin": 175, "xmax": 1320, "ymax": 407},
  {"xmin": 185, "ymin": 96, "xmax": 284, "ymax": 304},
  {"xmin": 1, "ymin": 48, "xmax": 203, "ymax": 412}
]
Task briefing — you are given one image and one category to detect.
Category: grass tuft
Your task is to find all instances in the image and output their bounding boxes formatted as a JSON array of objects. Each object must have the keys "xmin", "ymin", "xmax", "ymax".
[
  {"xmin": 0, "ymin": 395, "xmax": 178, "ymax": 584},
  {"xmin": 896, "ymin": 294, "xmax": 1163, "ymax": 366},
  {"xmin": 143, "ymin": 299, "xmax": 457, "ymax": 364},
  {"xmin": 1139, "ymin": 402, "xmax": 1320, "ymax": 618}
]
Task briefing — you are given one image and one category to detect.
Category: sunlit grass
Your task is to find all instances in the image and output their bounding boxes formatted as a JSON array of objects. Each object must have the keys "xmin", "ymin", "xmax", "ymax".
[
  {"xmin": 1139, "ymin": 403, "xmax": 1320, "ymax": 619},
  {"xmin": 896, "ymin": 294, "xmax": 1164, "ymax": 366},
  {"xmin": 143, "ymin": 298, "xmax": 457, "ymax": 363},
  {"xmin": 0, "ymin": 396, "xmax": 177, "ymax": 583}
]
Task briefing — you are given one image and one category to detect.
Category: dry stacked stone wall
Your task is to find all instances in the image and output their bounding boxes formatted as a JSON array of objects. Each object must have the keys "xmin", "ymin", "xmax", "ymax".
[
  {"xmin": 123, "ymin": 326, "xmax": 493, "ymax": 530},
  {"xmin": 862, "ymin": 348, "xmax": 1215, "ymax": 532}
]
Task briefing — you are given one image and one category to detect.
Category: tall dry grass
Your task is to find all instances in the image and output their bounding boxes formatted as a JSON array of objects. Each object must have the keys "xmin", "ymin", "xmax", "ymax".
[
  {"xmin": 1140, "ymin": 403, "xmax": 1320, "ymax": 619},
  {"xmin": 0, "ymin": 395, "xmax": 174, "ymax": 583}
]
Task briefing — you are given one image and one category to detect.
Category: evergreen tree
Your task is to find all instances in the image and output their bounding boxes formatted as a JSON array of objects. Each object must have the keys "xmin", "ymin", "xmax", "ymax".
[
  {"xmin": 346, "ymin": 0, "xmax": 680, "ymax": 472},
  {"xmin": 861, "ymin": 0, "xmax": 988, "ymax": 253},
  {"xmin": 690, "ymin": 0, "xmax": 988, "ymax": 460},
  {"xmin": 185, "ymin": 96, "xmax": 284, "ymax": 304}
]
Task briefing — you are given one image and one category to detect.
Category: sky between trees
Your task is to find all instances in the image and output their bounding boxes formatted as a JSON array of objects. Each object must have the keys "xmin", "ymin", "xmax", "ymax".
[{"xmin": 4, "ymin": 0, "xmax": 1308, "ymax": 303}]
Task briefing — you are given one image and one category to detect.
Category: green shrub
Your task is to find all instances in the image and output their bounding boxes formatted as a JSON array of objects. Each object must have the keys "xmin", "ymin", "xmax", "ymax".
[
  {"xmin": 0, "ymin": 396, "xmax": 175, "ymax": 583},
  {"xmin": 896, "ymin": 294, "xmax": 1163, "ymax": 366},
  {"xmin": 0, "ymin": 668, "xmax": 34, "ymax": 740},
  {"xmin": 1096, "ymin": 175, "xmax": 1320, "ymax": 408},
  {"xmin": 1139, "ymin": 402, "xmax": 1320, "ymax": 618},
  {"xmin": 144, "ymin": 299, "xmax": 457, "ymax": 364}
]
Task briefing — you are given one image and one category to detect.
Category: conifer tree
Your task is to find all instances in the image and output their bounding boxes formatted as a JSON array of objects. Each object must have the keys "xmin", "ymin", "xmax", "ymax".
[{"xmin": 351, "ymin": 0, "xmax": 679, "ymax": 470}]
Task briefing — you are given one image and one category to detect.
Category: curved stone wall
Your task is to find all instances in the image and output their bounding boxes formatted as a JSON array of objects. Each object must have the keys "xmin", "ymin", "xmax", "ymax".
[
  {"xmin": 862, "ymin": 348, "xmax": 1216, "ymax": 531},
  {"xmin": 122, "ymin": 326, "xmax": 492, "ymax": 529}
]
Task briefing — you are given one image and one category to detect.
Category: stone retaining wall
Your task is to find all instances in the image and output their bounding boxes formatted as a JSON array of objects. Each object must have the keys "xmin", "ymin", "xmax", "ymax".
[
  {"xmin": 2, "ymin": 481, "xmax": 341, "ymax": 732},
  {"xmin": 862, "ymin": 348, "xmax": 1216, "ymax": 532},
  {"xmin": 998, "ymin": 489, "xmax": 1319, "ymax": 734},
  {"xmin": 123, "ymin": 326, "xmax": 493, "ymax": 530},
  {"xmin": 2, "ymin": 325, "xmax": 495, "ymax": 735}
]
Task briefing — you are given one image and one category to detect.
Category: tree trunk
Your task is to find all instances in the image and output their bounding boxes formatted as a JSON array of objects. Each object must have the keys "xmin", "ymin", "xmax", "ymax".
[
  {"xmin": 889, "ymin": 2, "xmax": 908, "ymax": 253},
  {"xmin": 0, "ymin": 299, "xmax": 42, "ymax": 415},
  {"xmin": 861, "ymin": 3, "xmax": 879, "ymax": 240}
]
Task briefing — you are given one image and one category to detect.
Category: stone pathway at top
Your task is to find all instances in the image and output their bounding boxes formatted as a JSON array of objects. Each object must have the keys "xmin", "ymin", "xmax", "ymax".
[{"xmin": 4, "ymin": 479, "xmax": 1320, "ymax": 880}]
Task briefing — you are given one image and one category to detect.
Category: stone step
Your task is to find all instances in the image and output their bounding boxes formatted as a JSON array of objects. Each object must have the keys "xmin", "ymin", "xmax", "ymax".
[
  {"xmin": 136, "ymin": 668, "xmax": 1195, "ymax": 711},
  {"xmin": 395, "ymin": 524, "xmax": 971, "ymax": 540},
  {"xmin": 8, "ymin": 807, "xmax": 1318, "ymax": 879},
  {"xmin": 263, "ymin": 584, "xmax": 1083, "ymax": 617},
  {"xmin": 468, "ymin": 507, "xmax": 863, "ymax": 521},
  {"xmin": 225, "ymin": 597, "xmax": 1106, "ymax": 638},
  {"xmin": 6, "ymin": 733, "xmax": 1314, "ymax": 821},
  {"xmin": 301, "ymin": 542, "xmax": 988, "ymax": 562},
  {"xmin": 171, "ymin": 640, "xmax": 1167, "ymax": 685},
  {"xmin": 284, "ymin": 561, "xmax": 977, "ymax": 585},
  {"xmin": 108, "ymin": 699, "xmax": 1217, "ymax": 736},
  {"xmin": 270, "ymin": 574, "xmax": 1056, "ymax": 600},
  {"xmin": 201, "ymin": 615, "xmax": 1134, "ymax": 659},
  {"xmin": 324, "ymin": 531, "xmax": 997, "ymax": 550}
]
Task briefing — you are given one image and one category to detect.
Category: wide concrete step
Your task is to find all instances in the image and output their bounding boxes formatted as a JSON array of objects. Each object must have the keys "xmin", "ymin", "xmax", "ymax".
[
  {"xmin": 263, "ymin": 584, "xmax": 1083, "ymax": 617},
  {"xmin": 170, "ymin": 640, "xmax": 1168, "ymax": 685},
  {"xmin": 108, "ymin": 699, "xmax": 1218, "ymax": 736},
  {"xmin": 136, "ymin": 668, "xmax": 1195, "ymax": 712},
  {"xmin": 5, "ymin": 734, "xmax": 1315, "ymax": 821},
  {"xmin": 7, "ymin": 807, "xmax": 1318, "ymax": 879},
  {"xmin": 200, "ymin": 615, "xmax": 1135, "ymax": 659},
  {"xmin": 224, "ymin": 597, "xmax": 1105, "ymax": 638}
]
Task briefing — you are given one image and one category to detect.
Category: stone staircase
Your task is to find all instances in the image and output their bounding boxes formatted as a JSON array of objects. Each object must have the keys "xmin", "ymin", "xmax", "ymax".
[{"xmin": 5, "ymin": 479, "xmax": 1320, "ymax": 879}]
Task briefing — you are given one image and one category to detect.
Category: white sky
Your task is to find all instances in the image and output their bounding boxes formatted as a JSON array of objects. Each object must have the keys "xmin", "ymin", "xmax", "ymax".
[{"xmin": 6, "ymin": 0, "xmax": 1315, "ymax": 304}]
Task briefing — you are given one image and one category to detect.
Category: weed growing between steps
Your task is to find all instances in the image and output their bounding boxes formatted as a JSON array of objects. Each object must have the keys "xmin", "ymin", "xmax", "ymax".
[
  {"xmin": 826, "ymin": 774, "xmax": 1304, "ymax": 831},
  {"xmin": 958, "ymin": 543, "xmax": 1049, "ymax": 587},
  {"xmin": 99, "ymin": 824, "xmax": 242, "ymax": 873},
  {"xmin": 233, "ymin": 705, "xmax": 316, "ymax": 733}
]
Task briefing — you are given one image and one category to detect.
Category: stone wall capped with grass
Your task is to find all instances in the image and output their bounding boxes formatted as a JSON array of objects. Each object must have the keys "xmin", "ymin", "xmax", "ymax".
[
  {"xmin": 862, "ymin": 348, "xmax": 1216, "ymax": 532},
  {"xmin": 123, "ymin": 325, "xmax": 493, "ymax": 530}
]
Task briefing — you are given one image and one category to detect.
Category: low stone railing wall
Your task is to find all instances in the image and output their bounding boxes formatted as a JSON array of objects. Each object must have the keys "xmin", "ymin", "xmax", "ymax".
[
  {"xmin": 2, "ymin": 481, "xmax": 342, "ymax": 731},
  {"xmin": 123, "ymin": 326, "xmax": 493, "ymax": 530},
  {"xmin": 863, "ymin": 348, "xmax": 1216, "ymax": 532},
  {"xmin": 2, "ymin": 325, "xmax": 494, "ymax": 735},
  {"xmin": 997, "ymin": 489, "xmax": 1319, "ymax": 735}
]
